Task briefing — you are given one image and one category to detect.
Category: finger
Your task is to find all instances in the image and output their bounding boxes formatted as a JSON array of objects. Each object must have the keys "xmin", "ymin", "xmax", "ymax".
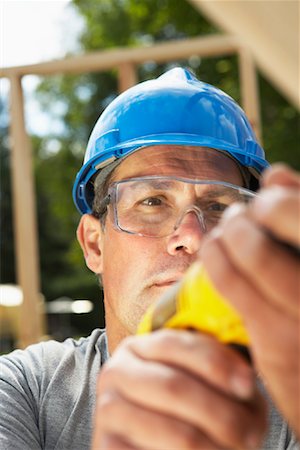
[
  {"xmin": 97, "ymin": 434, "xmax": 139, "ymax": 450},
  {"xmin": 202, "ymin": 231, "xmax": 298, "ymax": 344},
  {"xmin": 216, "ymin": 206, "xmax": 299, "ymax": 317},
  {"xmin": 262, "ymin": 164, "xmax": 300, "ymax": 188},
  {"xmin": 131, "ymin": 329, "xmax": 255, "ymax": 399},
  {"xmin": 201, "ymin": 234, "xmax": 300, "ymax": 432},
  {"xmin": 98, "ymin": 344, "xmax": 267, "ymax": 449},
  {"xmin": 251, "ymin": 187, "xmax": 300, "ymax": 249},
  {"xmin": 98, "ymin": 390, "xmax": 224, "ymax": 450}
]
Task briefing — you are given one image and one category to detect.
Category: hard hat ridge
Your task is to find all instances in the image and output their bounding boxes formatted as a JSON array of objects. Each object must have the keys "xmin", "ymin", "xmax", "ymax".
[
  {"xmin": 73, "ymin": 67, "xmax": 269, "ymax": 214},
  {"xmin": 157, "ymin": 65, "xmax": 198, "ymax": 83}
]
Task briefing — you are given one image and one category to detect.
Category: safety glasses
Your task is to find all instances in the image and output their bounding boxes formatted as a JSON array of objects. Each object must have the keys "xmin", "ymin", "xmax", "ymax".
[{"xmin": 99, "ymin": 176, "xmax": 256, "ymax": 238}]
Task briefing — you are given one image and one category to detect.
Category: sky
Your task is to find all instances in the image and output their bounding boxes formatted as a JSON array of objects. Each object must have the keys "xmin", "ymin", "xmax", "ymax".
[
  {"xmin": 1, "ymin": 0, "xmax": 82, "ymax": 68},
  {"xmin": 0, "ymin": 0, "xmax": 84, "ymax": 135}
]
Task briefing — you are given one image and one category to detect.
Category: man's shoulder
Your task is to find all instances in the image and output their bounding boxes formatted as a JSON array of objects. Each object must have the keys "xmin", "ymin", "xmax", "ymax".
[
  {"xmin": 0, "ymin": 330, "xmax": 108, "ymax": 449},
  {"xmin": 0, "ymin": 328, "xmax": 108, "ymax": 387}
]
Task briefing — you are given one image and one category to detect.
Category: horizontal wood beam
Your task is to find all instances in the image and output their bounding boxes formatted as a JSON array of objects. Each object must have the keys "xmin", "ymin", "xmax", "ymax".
[{"xmin": 0, "ymin": 34, "xmax": 239, "ymax": 78}]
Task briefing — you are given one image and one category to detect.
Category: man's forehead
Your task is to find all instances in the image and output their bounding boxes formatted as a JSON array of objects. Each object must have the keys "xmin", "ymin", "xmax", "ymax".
[{"xmin": 111, "ymin": 145, "xmax": 243, "ymax": 183}]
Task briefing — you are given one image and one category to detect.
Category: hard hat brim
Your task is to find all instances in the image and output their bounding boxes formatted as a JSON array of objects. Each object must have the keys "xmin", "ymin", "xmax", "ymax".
[{"xmin": 73, "ymin": 134, "xmax": 269, "ymax": 215}]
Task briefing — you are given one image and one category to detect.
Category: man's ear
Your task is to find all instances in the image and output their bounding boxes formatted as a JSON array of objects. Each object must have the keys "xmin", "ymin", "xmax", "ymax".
[{"xmin": 77, "ymin": 214, "xmax": 104, "ymax": 274}]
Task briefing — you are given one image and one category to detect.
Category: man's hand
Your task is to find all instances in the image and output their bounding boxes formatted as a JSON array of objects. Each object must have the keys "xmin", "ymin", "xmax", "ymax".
[
  {"xmin": 202, "ymin": 164, "xmax": 300, "ymax": 437},
  {"xmin": 92, "ymin": 330, "xmax": 266, "ymax": 449}
]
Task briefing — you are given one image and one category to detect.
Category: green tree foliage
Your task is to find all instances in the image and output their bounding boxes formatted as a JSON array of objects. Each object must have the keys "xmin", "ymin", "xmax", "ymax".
[{"xmin": 1, "ymin": 0, "xmax": 299, "ymax": 336}]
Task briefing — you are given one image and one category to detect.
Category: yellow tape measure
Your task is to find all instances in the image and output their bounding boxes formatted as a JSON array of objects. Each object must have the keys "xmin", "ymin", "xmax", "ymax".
[{"xmin": 137, "ymin": 261, "xmax": 250, "ymax": 346}]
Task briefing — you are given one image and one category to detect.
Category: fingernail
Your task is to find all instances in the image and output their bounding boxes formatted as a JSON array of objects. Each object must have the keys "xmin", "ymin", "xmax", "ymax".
[
  {"xmin": 222, "ymin": 202, "xmax": 246, "ymax": 223},
  {"xmin": 252, "ymin": 187, "xmax": 284, "ymax": 217},
  {"xmin": 231, "ymin": 369, "xmax": 254, "ymax": 399},
  {"xmin": 208, "ymin": 226, "xmax": 222, "ymax": 239},
  {"xmin": 246, "ymin": 431, "xmax": 262, "ymax": 449}
]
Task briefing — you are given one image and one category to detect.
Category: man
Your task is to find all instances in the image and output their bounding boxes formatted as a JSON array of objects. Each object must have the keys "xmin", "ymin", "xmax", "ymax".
[{"xmin": 0, "ymin": 68, "xmax": 299, "ymax": 449}]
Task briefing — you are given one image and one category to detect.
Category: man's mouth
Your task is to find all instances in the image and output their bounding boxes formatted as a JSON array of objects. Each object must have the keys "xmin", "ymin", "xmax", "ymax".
[
  {"xmin": 147, "ymin": 266, "xmax": 191, "ymax": 290},
  {"xmin": 153, "ymin": 278, "xmax": 182, "ymax": 288}
]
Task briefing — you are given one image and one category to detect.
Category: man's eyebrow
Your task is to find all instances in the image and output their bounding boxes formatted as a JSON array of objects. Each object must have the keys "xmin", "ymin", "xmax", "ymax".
[
  {"xmin": 198, "ymin": 187, "xmax": 241, "ymax": 200},
  {"xmin": 119, "ymin": 180, "xmax": 243, "ymax": 198},
  {"xmin": 124, "ymin": 180, "xmax": 177, "ymax": 190}
]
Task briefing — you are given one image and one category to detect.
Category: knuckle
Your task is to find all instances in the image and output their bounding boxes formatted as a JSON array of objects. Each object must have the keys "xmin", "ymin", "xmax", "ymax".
[
  {"xmin": 97, "ymin": 390, "xmax": 117, "ymax": 416},
  {"xmin": 97, "ymin": 358, "xmax": 125, "ymax": 392},
  {"xmin": 100, "ymin": 433, "xmax": 130, "ymax": 450},
  {"xmin": 97, "ymin": 365, "xmax": 109, "ymax": 390},
  {"xmin": 175, "ymin": 425, "xmax": 219, "ymax": 450},
  {"xmin": 202, "ymin": 346, "xmax": 227, "ymax": 375},
  {"xmin": 150, "ymin": 329, "xmax": 192, "ymax": 357},
  {"xmin": 98, "ymin": 361, "xmax": 114, "ymax": 386},
  {"xmin": 124, "ymin": 334, "xmax": 138, "ymax": 346},
  {"xmin": 180, "ymin": 329, "xmax": 205, "ymax": 350},
  {"xmin": 258, "ymin": 189, "xmax": 295, "ymax": 223},
  {"xmin": 116, "ymin": 335, "xmax": 136, "ymax": 352},
  {"xmin": 217, "ymin": 406, "xmax": 254, "ymax": 448},
  {"xmin": 186, "ymin": 333, "xmax": 226, "ymax": 373},
  {"xmin": 156, "ymin": 328, "xmax": 179, "ymax": 349},
  {"xmin": 179, "ymin": 426, "xmax": 204, "ymax": 449},
  {"xmin": 161, "ymin": 369, "xmax": 185, "ymax": 396}
]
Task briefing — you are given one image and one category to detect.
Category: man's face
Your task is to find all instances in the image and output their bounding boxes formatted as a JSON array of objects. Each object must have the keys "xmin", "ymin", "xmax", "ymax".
[{"xmin": 79, "ymin": 146, "xmax": 244, "ymax": 349}]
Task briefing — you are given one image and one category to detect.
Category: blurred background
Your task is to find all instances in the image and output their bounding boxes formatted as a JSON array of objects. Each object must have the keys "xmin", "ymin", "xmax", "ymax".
[{"xmin": 1, "ymin": 0, "xmax": 299, "ymax": 352}]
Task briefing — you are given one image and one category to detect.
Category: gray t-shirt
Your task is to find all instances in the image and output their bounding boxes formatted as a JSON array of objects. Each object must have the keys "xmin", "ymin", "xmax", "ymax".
[{"xmin": 0, "ymin": 329, "xmax": 298, "ymax": 450}]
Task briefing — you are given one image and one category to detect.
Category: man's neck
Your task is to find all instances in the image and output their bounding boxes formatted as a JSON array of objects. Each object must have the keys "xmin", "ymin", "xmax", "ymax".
[{"xmin": 105, "ymin": 310, "xmax": 131, "ymax": 354}]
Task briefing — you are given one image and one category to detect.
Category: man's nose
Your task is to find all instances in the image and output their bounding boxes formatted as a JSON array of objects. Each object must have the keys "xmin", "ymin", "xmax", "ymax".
[{"xmin": 166, "ymin": 207, "xmax": 205, "ymax": 256}]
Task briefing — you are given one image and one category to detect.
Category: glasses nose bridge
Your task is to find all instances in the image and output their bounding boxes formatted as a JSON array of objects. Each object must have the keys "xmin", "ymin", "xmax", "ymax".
[{"xmin": 174, "ymin": 204, "xmax": 206, "ymax": 233}]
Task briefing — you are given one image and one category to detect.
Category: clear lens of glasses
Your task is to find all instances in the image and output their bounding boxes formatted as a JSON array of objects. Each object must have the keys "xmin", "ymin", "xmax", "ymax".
[{"xmin": 107, "ymin": 176, "xmax": 256, "ymax": 237}]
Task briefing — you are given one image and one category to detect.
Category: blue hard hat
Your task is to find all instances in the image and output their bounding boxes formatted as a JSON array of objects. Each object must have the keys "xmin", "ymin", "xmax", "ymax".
[{"xmin": 73, "ymin": 67, "xmax": 269, "ymax": 214}]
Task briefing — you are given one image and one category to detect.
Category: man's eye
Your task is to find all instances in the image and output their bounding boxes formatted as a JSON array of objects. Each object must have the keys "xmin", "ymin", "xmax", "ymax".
[
  {"xmin": 207, "ymin": 202, "xmax": 228, "ymax": 212},
  {"xmin": 141, "ymin": 197, "xmax": 163, "ymax": 206}
]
